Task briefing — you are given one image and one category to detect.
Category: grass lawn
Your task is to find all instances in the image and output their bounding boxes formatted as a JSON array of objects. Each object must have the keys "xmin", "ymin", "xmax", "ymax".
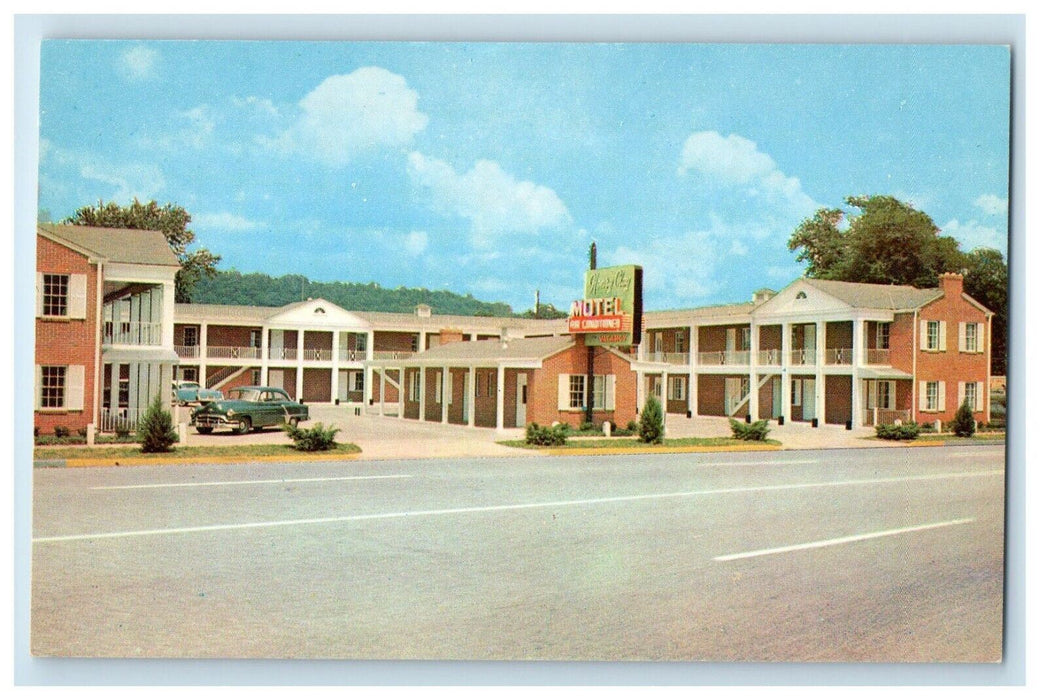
[
  {"xmin": 34, "ymin": 442, "xmax": 362, "ymax": 461},
  {"xmin": 500, "ymin": 437, "xmax": 780, "ymax": 450}
]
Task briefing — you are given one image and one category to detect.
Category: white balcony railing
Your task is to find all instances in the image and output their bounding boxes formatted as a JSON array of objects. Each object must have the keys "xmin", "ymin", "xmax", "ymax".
[
  {"xmin": 697, "ymin": 350, "xmax": 750, "ymax": 366},
  {"xmin": 102, "ymin": 322, "xmax": 162, "ymax": 346},
  {"xmin": 99, "ymin": 407, "xmax": 144, "ymax": 433},
  {"xmin": 373, "ymin": 350, "xmax": 415, "ymax": 360},
  {"xmin": 339, "ymin": 348, "xmax": 367, "ymax": 362},
  {"xmin": 648, "ymin": 351, "xmax": 690, "ymax": 365},
  {"xmin": 305, "ymin": 348, "xmax": 332, "ymax": 361},
  {"xmin": 268, "ymin": 348, "xmax": 298, "ymax": 361},
  {"xmin": 175, "ymin": 345, "xmax": 200, "ymax": 359},
  {"xmin": 864, "ymin": 348, "xmax": 891, "ymax": 365},
  {"xmin": 790, "ymin": 349, "xmax": 816, "ymax": 366},
  {"xmin": 758, "ymin": 349, "xmax": 781, "ymax": 366},
  {"xmin": 824, "ymin": 348, "xmax": 853, "ymax": 365},
  {"xmin": 207, "ymin": 346, "xmax": 262, "ymax": 360}
]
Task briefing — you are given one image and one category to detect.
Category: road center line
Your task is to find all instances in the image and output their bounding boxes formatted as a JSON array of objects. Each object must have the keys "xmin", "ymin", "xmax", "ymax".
[
  {"xmin": 713, "ymin": 518, "xmax": 976, "ymax": 562},
  {"xmin": 89, "ymin": 475, "xmax": 413, "ymax": 491},
  {"xmin": 34, "ymin": 469, "xmax": 1002, "ymax": 544}
]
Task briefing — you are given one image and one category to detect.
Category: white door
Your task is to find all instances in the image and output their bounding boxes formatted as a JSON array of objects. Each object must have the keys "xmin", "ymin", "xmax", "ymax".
[
  {"xmin": 268, "ymin": 369, "xmax": 283, "ymax": 390},
  {"xmin": 725, "ymin": 377, "xmax": 742, "ymax": 416},
  {"xmin": 771, "ymin": 376, "xmax": 782, "ymax": 418},
  {"xmin": 516, "ymin": 374, "xmax": 528, "ymax": 428},
  {"xmin": 802, "ymin": 378, "xmax": 816, "ymax": 420},
  {"xmin": 270, "ymin": 330, "xmax": 283, "ymax": 359},
  {"xmin": 337, "ymin": 370, "xmax": 349, "ymax": 402}
]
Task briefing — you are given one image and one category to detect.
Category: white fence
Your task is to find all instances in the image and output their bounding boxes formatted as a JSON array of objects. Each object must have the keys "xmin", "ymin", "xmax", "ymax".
[{"xmin": 103, "ymin": 322, "xmax": 162, "ymax": 346}]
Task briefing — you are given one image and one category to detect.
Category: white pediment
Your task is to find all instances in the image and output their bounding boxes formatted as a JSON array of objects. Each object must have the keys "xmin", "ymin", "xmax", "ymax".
[
  {"xmin": 267, "ymin": 299, "xmax": 371, "ymax": 330},
  {"xmin": 752, "ymin": 280, "xmax": 853, "ymax": 319}
]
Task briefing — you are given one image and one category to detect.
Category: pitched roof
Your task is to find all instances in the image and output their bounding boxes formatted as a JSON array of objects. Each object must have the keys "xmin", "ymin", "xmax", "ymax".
[
  {"xmin": 803, "ymin": 278, "xmax": 942, "ymax": 310},
  {"xmin": 644, "ymin": 301, "xmax": 757, "ymax": 327},
  {"xmin": 402, "ymin": 335, "xmax": 576, "ymax": 364},
  {"xmin": 38, "ymin": 224, "xmax": 180, "ymax": 267}
]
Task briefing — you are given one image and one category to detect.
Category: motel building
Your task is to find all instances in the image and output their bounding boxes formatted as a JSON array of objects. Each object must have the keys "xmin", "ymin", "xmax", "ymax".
[{"xmin": 34, "ymin": 225, "xmax": 993, "ymax": 436}]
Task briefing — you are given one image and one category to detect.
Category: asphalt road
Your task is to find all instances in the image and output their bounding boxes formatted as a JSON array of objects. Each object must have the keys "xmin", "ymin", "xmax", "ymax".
[{"xmin": 31, "ymin": 445, "xmax": 1005, "ymax": 661}]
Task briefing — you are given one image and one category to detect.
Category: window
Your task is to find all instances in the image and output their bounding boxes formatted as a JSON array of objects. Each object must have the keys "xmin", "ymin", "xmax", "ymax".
[
  {"xmin": 739, "ymin": 327, "xmax": 752, "ymax": 351},
  {"xmin": 41, "ymin": 274, "xmax": 68, "ymax": 317},
  {"xmin": 118, "ymin": 364, "xmax": 130, "ymax": 408},
  {"xmin": 40, "ymin": 366, "xmax": 66, "ymax": 408},
  {"xmin": 434, "ymin": 372, "xmax": 443, "ymax": 404},
  {"xmin": 674, "ymin": 331, "xmax": 686, "ymax": 354},
  {"xmin": 181, "ymin": 367, "xmax": 197, "ymax": 383},
  {"xmin": 922, "ymin": 320, "xmax": 945, "ymax": 351},
  {"xmin": 671, "ymin": 376, "xmax": 686, "ymax": 401},
  {"xmin": 592, "ymin": 376, "xmax": 606, "ymax": 410},
  {"xmin": 921, "ymin": 381, "xmax": 944, "ymax": 412},
  {"xmin": 569, "ymin": 375, "xmax": 586, "ymax": 408},
  {"xmin": 791, "ymin": 378, "xmax": 802, "ymax": 407},
  {"xmin": 875, "ymin": 381, "xmax": 895, "ymax": 410},
  {"xmin": 408, "ymin": 371, "xmax": 420, "ymax": 402},
  {"xmin": 875, "ymin": 322, "xmax": 890, "ymax": 350},
  {"xmin": 353, "ymin": 371, "xmax": 365, "ymax": 392},
  {"xmin": 251, "ymin": 369, "xmax": 261, "ymax": 385},
  {"xmin": 410, "ymin": 335, "xmax": 419, "ymax": 352},
  {"xmin": 356, "ymin": 334, "xmax": 368, "ymax": 353},
  {"xmin": 183, "ymin": 326, "xmax": 199, "ymax": 347},
  {"xmin": 964, "ymin": 382, "xmax": 978, "ymax": 409},
  {"xmin": 964, "ymin": 323, "xmax": 977, "ymax": 352},
  {"xmin": 249, "ymin": 330, "xmax": 261, "ymax": 348}
]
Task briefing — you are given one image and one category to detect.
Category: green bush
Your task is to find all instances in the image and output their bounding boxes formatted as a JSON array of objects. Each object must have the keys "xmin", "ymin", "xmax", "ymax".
[
  {"xmin": 283, "ymin": 422, "xmax": 340, "ymax": 451},
  {"xmin": 729, "ymin": 418, "xmax": 771, "ymax": 441},
  {"xmin": 875, "ymin": 422, "xmax": 921, "ymax": 441},
  {"xmin": 626, "ymin": 420, "xmax": 638, "ymax": 433},
  {"xmin": 638, "ymin": 396, "xmax": 665, "ymax": 444},
  {"xmin": 578, "ymin": 421, "xmax": 595, "ymax": 433},
  {"xmin": 525, "ymin": 422, "xmax": 568, "ymax": 446},
  {"xmin": 136, "ymin": 394, "xmax": 178, "ymax": 453},
  {"xmin": 953, "ymin": 401, "xmax": 976, "ymax": 438},
  {"xmin": 53, "ymin": 425, "xmax": 70, "ymax": 438}
]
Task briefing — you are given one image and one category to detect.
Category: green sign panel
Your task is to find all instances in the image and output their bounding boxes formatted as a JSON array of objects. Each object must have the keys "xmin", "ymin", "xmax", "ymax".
[{"xmin": 567, "ymin": 264, "xmax": 643, "ymax": 347}]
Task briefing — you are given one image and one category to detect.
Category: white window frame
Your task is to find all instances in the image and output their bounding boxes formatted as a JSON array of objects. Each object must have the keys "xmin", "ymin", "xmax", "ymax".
[
  {"xmin": 37, "ymin": 272, "xmax": 87, "ymax": 319},
  {"xmin": 569, "ymin": 375, "xmax": 586, "ymax": 409},
  {"xmin": 791, "ymin": 378, "xmax": 802, "ymax": 407},
  {"xmin": 875, "ymin": 322, "xmax": 890, "ymax": 350},
  {"xmin": 921, "ymin": 320, "xmax": 946, "ymax": 352},
  {"xmin": 674, "ymin": 331, "xmax": 686, "ymax": 354},
  {"xmin": 920, "ymin": 380, "xmax": 946, "ymax": 412},
  {"xmin": 36, "ymin": 364, "xmax": 84, "ymax": 411},
  {"xmin": 670, "ymin": 376, "xmax": 686, "ymax": 401}
]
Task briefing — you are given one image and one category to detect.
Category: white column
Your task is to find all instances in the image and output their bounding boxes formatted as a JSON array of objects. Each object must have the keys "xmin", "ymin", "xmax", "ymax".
[
  {"xmin": 637, "ymin": 372, "xmax": 646, "ymax": 415},
  {"xmin": 467, "ymin": 366, "xmax": 476, "ymax": 426},
  {"xmin": 379, "ymin": 366, "xmax": 386, "ymax": 415},
  {"xmin": 688, "ymin": 326, "xmax": 698, "ymax": 418},
  {"xmin": 200, "ymin": 322, "xmax": 209, "ymax": 382},
  {"xmin": 441, "ymin": 366, "xmax": 450, "ymax": 424},
  {"xmin": 260, "ymin": 325, "xmax": 270, "ymax": 383},
  {"xmin": 295, "ymin": 330, "xmax": 305, "ymax": 401},
  {"xmin": 161, "ymin": 280, "xmax": 176, "ymax": 348},
  {"xmin": 398, "ymin": 368, "xmax": 406, "ymax": 419},
  {"xmin": 815, "ymin": 320, "xmax": 827, "ymax": 425},
  {"xmin": 660, "ymin": 370, "xmax": 668, "ymax": 415},
  {"xmin": 749, "ymin": 322, "xmax": 759, "ymax": 420},
  {"xmin": 417, "ymin": 332, "xmax": 425, "ymax": 354},
  {"xmin": 418, "ymin": 367, "xmax": 427, "ymax": 421},
  {"xmin": 781, "ymin": 323, "xmax": 791, "ymax": 423},
  {"xmin": 852, "ymin": 319, "xmax": 866, "ymax": 428},
  {"xmin": 365, "ymin": 330, "xmax": 374, "ymax": 362},
  {"xmin": 854, "ymin": 319, "xmax": 866, "ymax": 366},
  {"xmin": 329, "ymin": 332, "xmax": 339, "ymax": 403},
  {"xmin": 495, "ymin": 365, "xmax": 506, "ymax": 430}
]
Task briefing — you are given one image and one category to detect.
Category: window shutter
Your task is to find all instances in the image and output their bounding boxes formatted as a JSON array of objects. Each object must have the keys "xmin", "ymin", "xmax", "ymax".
[
  {"xmin": 977, "ymin": 323, "xmax": 985, "ymax": 353},
  {"xmin": 66, "ymin": 365, "xmax": 85, "ymax": 411},
  {"xmin": 36, "ymin": 273, "xmax": 44, "ymax": 317},
  {"xmin": 919, "ymin": 381, "xmax": 927, "ymax": 411},
  {"xmin": 958, "ymin": 382, "xmax": 966, "ymax": 409},
  {"xmin": 919, "ymin": 320, "xmax": 928, "ymax": 350},
  {"xmin": 937, "ymin": 381, "xmax": 945, "ymax": 411},
  {"xmin": 35, "ymin": 365, "xmax": 42, "ymax": 409},
  {"xmin": 887, "ymin": 381, "xmax": 896, "ymax": 411},
  {"xmin": 940, "ymin": 323, "xmax": 947, "ymax": 352},
  {"xmin": 977, "ymin": 382, "xmax": 985, "ymax": 412},
  {"xmin": 557, "ymin": 374, "xmax": 570, "ymax": 411},
  {"xmin": 605, "ymin": 375, "xmax": 616, "ymax": 411},
  {"xmin": 68, "ymin": 274, "xmax": 88, "ymax": 319}
]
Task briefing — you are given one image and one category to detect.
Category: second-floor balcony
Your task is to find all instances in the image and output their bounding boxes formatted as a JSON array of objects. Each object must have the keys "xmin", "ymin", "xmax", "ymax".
[
  {"xmin": 824, "ymin": 348, "xmax": 853, "ymax": 365},
  {"xmin": 864, "ymin": 348, "xmax": 892, "ymax": 365},
  {"xmin": 103, "ymin": 321, "xmax": 161, "ymax": 346},
  {"xmin": 373, "ymin": 350, "xmax": 416, "ymax": 360},
  {"xmin": 758, "ymin": 349, "xmax": 782, "ymax": 366},
  {"xmin": 790, "ymin": 349, "xmax": 816, "ymax": 366}
]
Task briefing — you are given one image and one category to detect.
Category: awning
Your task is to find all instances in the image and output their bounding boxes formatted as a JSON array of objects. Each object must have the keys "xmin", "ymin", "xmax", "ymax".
[
  {"xmin": 102, "ymin": 347, "xmax": 180, "ymax": 364},
  {"xmin": 856, "ymin": 366, "xmax": 913, "ymax": 380}
]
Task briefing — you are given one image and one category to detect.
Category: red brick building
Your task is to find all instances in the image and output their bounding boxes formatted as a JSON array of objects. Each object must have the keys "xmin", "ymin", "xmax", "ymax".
[{"xmin": 35, "ymin": 224, "xmax": 180, "ymax": 435}]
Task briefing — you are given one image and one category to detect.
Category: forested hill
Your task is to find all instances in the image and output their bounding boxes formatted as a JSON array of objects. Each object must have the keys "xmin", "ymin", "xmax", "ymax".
[{"xmin": 190, "ymin": 269, "xmax": 523, "ymax": 317}]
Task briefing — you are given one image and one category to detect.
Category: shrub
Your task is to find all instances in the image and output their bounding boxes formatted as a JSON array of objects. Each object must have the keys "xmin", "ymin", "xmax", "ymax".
[
  {"xmin": 283, "ymin": 422, "xmax": 340, "ymax": 451},
  {"xmin": 33, "ymin": 426, "xmax": 40, "ymax": 438},
  {"xmin": 729, "ymin": 418, "xmax": 770, "ymax": 441},
  {"xmin": 626, "ymin": 420, "xmax": 638, "ymax": 433},
  {"xmin": 136, "ymin": 394, "xmax": 179, "ymax": 453},
  {"xmin": 638, "ymin": 396, "xmax": 665, "ymax": 444},
  {"xmin": 53, "ymin": 425, "xmax": 69, "ymax": 438},
  {"xmin": 525, "ymin": 422, "xmax": 568, "ymax": 446},
  {"xmin": 578, "ymin": 421, "xmax": 595, "ymax": 433},
  {"xmin": 77, "ymin": 427, "xmax": 89, "ymax": 438},
  {"xmin": 953, "ymin": 401, "xmax": 976, "ymax": 438},
  {"xmin": 875, "ymin": 422, "xmax": 921, "ymax": 441}
]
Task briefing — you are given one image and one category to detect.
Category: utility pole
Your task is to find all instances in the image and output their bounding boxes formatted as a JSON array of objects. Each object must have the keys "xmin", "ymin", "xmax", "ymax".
[
  {"xmin": 586, "ymin": 242, "xmax": 596, "ymax": 425},
  {"xmin": 534, "ymin": 289, "xmax": 540, "ymax": 318}
]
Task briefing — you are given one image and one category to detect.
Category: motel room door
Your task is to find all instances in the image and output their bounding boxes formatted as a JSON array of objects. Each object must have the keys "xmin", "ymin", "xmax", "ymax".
[
  {"xmin": 516, "ymin": 374, "xmax": 527, "ymax": 427},
  {"xmin": 802, "ymin": 378, "xmax": 816, "ymax": 421}
]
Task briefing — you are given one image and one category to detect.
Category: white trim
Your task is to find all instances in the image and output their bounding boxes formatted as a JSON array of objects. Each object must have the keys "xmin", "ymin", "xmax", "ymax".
[
  {"xmin": 66, "ymin": 365, "xmax": 85, "ymax": 411},
  {"xmin": 68, "ymin": 273, "xmax": 88, "ymax": 319}
]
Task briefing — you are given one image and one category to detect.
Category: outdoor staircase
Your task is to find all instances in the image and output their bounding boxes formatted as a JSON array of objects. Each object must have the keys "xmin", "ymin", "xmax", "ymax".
[{"xmin": 207, "ymin": 365, "xmax": 252, "ymax": 391}]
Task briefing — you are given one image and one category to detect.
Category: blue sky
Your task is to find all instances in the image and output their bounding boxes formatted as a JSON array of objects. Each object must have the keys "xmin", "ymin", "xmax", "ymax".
[{"xmin": 37, "ymin": 41, "xmax": 1011, "ymax": 312}]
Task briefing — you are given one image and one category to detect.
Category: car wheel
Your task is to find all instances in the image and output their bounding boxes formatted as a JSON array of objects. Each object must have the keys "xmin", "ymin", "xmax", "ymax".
[
  {"xmin": 235, "ymin": 417, "xmax": 252, "ymax": 434},
  {"xmin": 287, "ymin": 417, "xmax": 300, "ymax": 429},
  {"xmin": 196, "ymin": 426, "xmax": 213, "ymax": 435}
]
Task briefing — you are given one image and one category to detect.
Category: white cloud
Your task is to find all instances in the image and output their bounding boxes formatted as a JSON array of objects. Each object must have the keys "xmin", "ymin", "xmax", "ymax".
[
  {"xmin": 194, "ymin": 212, "xmax": 260, "ymax": 232},
  {"xmin": 43, "ymin": 140, "xmax": 166, "ymax": 204},
  {"xmin": 678, "ymin": 130, "xmax": 818, "ymax": 220},
  {"xmin": 941, "ymin": 219, "xmax": 1008, "ymax": 255},
  {"xmin": 231, "ymin": 95, "xmax": 280, "ymax": 118},
  {"xmin": 271, "ymin": 68, "xmax": 428, "ymax": 167},
  {"xmin": 404, "ymin": 230, "xmax": 428, "ymax": 256},
  {"xmin": 119, "ymin": 45, "xmax": 159, "ymax": 81},
  {"xmin": 407, "ymin": 152, "xmax": 572, "ymax": 245},
  {"xmin": 608, "ymin": 230, "xmax": 724, "ymax": 303},
  {"xmin": 974, "ymin": 194, "xmax": 1008, "ymax": 216}
]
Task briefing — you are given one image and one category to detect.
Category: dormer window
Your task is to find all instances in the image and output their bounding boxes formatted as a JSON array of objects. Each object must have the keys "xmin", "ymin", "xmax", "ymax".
[
  {"xmin": 314, "ymin": 307, "xmax": 325, "ymax": 315},
  {"xmin": 795, "ymin": 291, "xmax": 807, "ymax": 300}
]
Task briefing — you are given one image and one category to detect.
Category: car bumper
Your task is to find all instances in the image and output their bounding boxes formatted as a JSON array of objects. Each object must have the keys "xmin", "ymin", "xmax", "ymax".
[{"xmin": 193, "ymin": 415, "xmax": 238, "ymax": 428}]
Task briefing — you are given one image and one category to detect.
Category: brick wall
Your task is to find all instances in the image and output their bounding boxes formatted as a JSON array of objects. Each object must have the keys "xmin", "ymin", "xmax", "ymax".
[
  {"xmin": 373, "ymin": 331, "xmax": 416, "ymax": 353},
  {"xmin": 758, "ymin": 325, "xmax": 782, "ymax": 352},
  {"xmin": 912, "ymin": 275, "xmax": 993, "ymax": 423},
  {"xmin": 825, "ymin": 321, "xmax": 853, "ymax": 352},
  {"xmin": 370, "ymin": 369, "xmax": 401, "ymax": 404},
  {"xmin": 221, "ymin": 367, "xmax": 262, "ymax": 394},
  {"xmin": 698, "ymin": 326, "xmax": 727, "ymax": 353},
  {"xmin": 174, "ymin": 324, "xmax": 199, "ymax": 346},
  {"xmin": 528, "ymin": 340, "xmax": 637, "ymax": 428},
  {"xmin": 757, "ymin": 375, "xmax": 779, "ymax": 420},
  {"xmin": 303, "ymin": 330, "xmax": 332, "ymax": 351},
  {"xmin": 473, "ymin": 368, "xmax": 498, "ymax": 428},
  {"xmin": 35, "ymin": 235, "xmax": 98, "ymax": 434},
  {"xmin": 303, "ymin": 368, "xmax": 331, "ymax": 402},
  {"xmin": 824, "ymin": 375, "xmax": 852, "ymax": 425},
  {"xmin": 208, "ymin": 325, "xmax": 258, "ymax": 348}
]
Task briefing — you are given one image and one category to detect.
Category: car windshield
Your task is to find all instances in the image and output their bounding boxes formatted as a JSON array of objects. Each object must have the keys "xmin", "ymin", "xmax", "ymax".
[
  {"xmin": 180, "ymin": 382, "xmax": 200, "ymax": 389},
  {"xmin": 227, "ymin": 389, "xmax": 261, "ymax": 402}
]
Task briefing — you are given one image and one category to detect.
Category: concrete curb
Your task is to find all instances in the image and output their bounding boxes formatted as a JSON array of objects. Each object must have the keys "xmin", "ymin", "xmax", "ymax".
[
  {"xmin": 34, "ymin": 452, "xmax": 360, "ymax": 468},
  {"xmin": 536, "ymin": 444, "xmax": 782, "ymax": 456}
]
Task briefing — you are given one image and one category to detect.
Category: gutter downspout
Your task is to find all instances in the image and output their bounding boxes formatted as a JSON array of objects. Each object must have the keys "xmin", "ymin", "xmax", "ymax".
[
  {"xmin": 92, "ymin": 258, "xmax": 105, "ymax": 429},
  {"xmin": 911, "ymin": 310, "xmax": 918, "ymax": 422}
]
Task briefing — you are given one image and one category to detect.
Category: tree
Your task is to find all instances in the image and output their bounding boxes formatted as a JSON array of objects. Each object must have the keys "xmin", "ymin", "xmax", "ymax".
[
  {"xmin": 136, "ymin": 393, "xmax": 178, "ymax": 453},
  {"xmin": 953, "ymin": 400, "xmax": 976, "ymax": 438},
  {"xmin": 64, "ymin": 198, "xmax": 220, "ymax": 302},
  {"xmin": 638, "ymin": 395, "xmax": 665, "ymax": 444},
  {"xmin": 788, "ymin": 195, "xmax": 1008, "ymax": 374}
]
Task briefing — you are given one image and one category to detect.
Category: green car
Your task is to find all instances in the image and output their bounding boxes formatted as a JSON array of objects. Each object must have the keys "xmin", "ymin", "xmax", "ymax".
[{"xmin": 191, "ymin": 386, "xmax": 309, "ymax": 434}]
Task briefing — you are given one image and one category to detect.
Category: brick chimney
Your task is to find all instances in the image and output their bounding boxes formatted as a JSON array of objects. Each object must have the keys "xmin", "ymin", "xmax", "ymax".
[
  {"xmin": 438, "ymin": 328, "xmax": 464, "ymax": 346},
  {"xmin": 938, "ymin": 272, "xmax": 964, "ymax": 297}
]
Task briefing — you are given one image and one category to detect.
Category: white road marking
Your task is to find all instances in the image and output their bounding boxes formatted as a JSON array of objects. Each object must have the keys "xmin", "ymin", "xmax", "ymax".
[
  {"xmin": 692, "ymin": 460, "xmax": 817, "ymax": 467},
  {"xmin": 34, "ymin": 468, "xmax": 1003, "ymax": 544},
  {"xmin": 89, "ymin": 474, "xmax": 413, "ymax": 491},
  {"xmin": 713, "ymin": 518, "xmax": 976, "ymax": 562}
]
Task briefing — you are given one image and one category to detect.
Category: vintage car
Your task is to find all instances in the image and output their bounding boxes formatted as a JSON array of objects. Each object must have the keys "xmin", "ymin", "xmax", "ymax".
[
  {"xmin": 172, "ymin": 380, "xmax": 223, "ymax": 406},
  {"xmin": 190, "ymin": 386, "xmax": 309, "ymax": 434}
]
